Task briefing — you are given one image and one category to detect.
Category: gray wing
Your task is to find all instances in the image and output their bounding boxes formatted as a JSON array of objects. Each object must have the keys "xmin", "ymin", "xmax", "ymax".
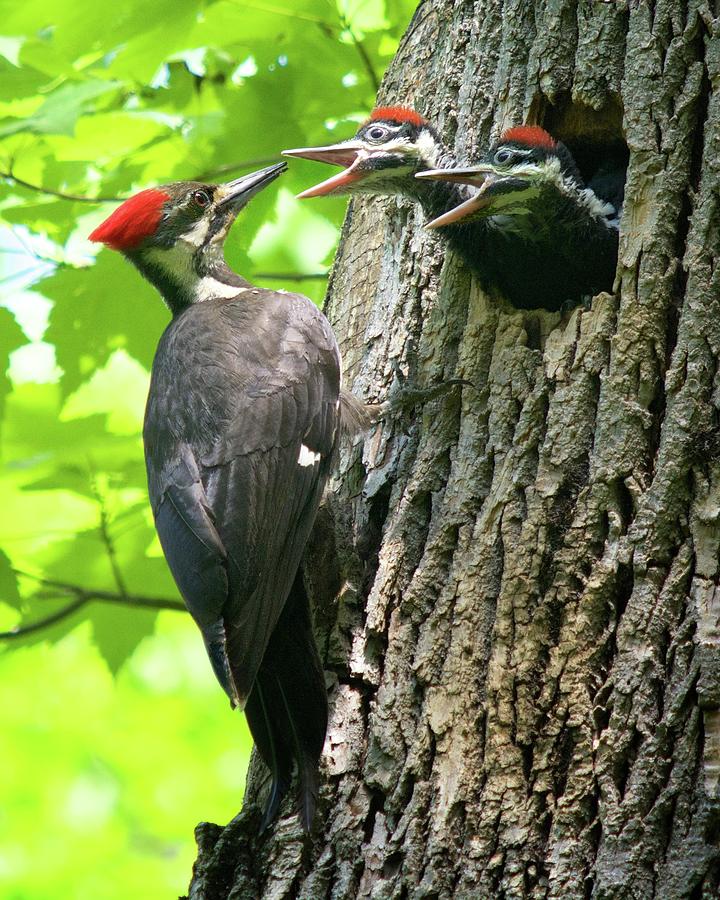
[{"xmin": 144, "ymin": 292, "xmax": 340, "ymax": 707}]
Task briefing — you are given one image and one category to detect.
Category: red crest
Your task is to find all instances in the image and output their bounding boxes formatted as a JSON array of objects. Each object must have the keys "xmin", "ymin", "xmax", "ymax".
[
  {"xmin": 501, "ymin": 125, "xmax": 557, "ymax": 151},
  {"xmin": 89, "ymin": 189, "xmax": 170, "ymax": 250},
  {"xmin": 369, "ymin": 106, "xmax": 428, "ymax": 127}
]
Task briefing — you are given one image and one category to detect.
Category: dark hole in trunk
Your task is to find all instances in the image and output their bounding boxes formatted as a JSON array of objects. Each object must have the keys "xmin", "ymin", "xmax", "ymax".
[{"xmin": 529, "ymin": 92, "xmax": 629, "ymax": 213}]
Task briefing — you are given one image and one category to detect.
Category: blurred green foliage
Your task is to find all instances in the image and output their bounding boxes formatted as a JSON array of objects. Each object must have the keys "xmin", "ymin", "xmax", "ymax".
[{"xmin": 0, "ymin": 1, "xmax": 415, "ymax": 895}]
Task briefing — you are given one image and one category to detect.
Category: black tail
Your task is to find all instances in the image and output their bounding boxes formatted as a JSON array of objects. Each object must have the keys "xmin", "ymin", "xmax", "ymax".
[{"xmin": 244, "ymin": 569, "xmax": 328, "ymax": 833}]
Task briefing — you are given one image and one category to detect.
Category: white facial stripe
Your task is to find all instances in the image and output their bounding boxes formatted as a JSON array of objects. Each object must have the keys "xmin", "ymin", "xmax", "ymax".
[
  {"xmin": 370, "ymin": 131, "xmax": 439, "ymax": 166},
  {"xmin": 182, "ymin": 217, "xmax": 211, "ymax": 248},
  {"xmin": 497, "ymin": 155, "xmax": 616, "ymax": 222},
  {"xmin": 415, "ymin": 129, "xmax": 440, "ymax": 167},
  {"xmin": 376, "ymin": 136, "xmax": 414, "ymax": 154},
  {"xmin": 195, "ymin": 277, "xmax": 243, "ymax": 301},
  {"xmin": 508, "ymin": 157, "xmax": 560, "ymax": 180},
  {"xmin": 576, "ymin": 186, "xmax": 617, "ymax": 221},
  {"xmin": 298, "ymin": 444, "xmax": 321, "ymax": 467}
]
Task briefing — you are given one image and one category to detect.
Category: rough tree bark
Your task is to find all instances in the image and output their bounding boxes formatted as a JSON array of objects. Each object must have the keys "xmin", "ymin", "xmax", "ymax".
[{"xmin": 188, "ymin": 1, "xmax": 720, "ymax": 897}]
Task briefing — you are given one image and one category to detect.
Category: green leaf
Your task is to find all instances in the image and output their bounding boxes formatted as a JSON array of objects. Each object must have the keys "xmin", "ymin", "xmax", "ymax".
[
  {"xmin": 41, "ymin": 253, "xmax": 168, "ymax": 396},
  {"xmin": 0, "ymin": 79, "xmax": 119, "ymax": 138},
  {"xmin": 0, "ymin": 306, "xmax": 29, "ymax": 422},
  {"xmin": 0, "ymin": 549, "xmax": 21, "ymax": 611},
  {"xmin": 0, "ymin": 2, "xmax": 419, "ymax": 891}
]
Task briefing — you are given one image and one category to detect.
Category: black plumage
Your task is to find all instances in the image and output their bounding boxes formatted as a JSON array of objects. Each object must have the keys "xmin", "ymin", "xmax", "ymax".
[
  {"xmin": 286, "ymin": 113, "xmax": 624, "ymax": 312},
  {"xmin": 418, "ymin": 126, "xmax": 623, "ymax": 311},
  {"xmin": 144, "ymin": 288, "xmax": 339, "ymax": 826},
  {"xmin": 90, "ymin": 165, "xmax": 341, "ymax": 831}
]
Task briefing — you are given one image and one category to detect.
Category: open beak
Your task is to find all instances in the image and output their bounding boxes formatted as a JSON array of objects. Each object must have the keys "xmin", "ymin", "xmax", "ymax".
[
  {"xmin": 283, "ymin": 141, "xmax": 370, "ymax": 198},
  {"xmin": 418, "ymin": 166, "xmax": 523, "ymax": 229},
  {"xmin": 415, "ymin": 166, "xmax": 491, "ymax": 188},
  {"xmin": 217, "ymin": 162, "xmax": 287, "ymax": 209}
]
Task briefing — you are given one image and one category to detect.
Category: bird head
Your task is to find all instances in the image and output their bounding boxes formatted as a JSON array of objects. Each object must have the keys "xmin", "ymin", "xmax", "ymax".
[
  {"xmin": 89, "ymin": 163, "xmax": 286, "ymax": 308},
  {"xmin": 90, "ymin": 162, "xmax": 286, "ymax": 256},
  {"xmin": 283, "ymin": 107, "xmax": 441, "ymax": 198},
  {"xmin": 417, "ymin": 126, "xmax": 610, "ymax": 228}
]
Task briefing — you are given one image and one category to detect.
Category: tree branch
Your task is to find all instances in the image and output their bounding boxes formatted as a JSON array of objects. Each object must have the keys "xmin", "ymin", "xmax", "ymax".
[
  {"xmin": 13, "ymin": 569, "xmax": 185, "ymax": 610},
  {"xmin": 340, "ymin": 16, "xmax": 380, "ymax": 93},
  {"xmin": 89, "ymin": 469, "xmax": 129, "ymax": 600},
  {"xmin": 254, "ymin": 271, "xmax": 328, "ymax": 281},
  {"xmin": 0, "ymin": 568, "xmax": 186, "ymax": 641},
  {"xmin": 1, "ymin": 155, "xmax": 286, "ymax": 205},
  {"xmin": 0, "ymin": 598, "xmax": 88, "ymax": 640}
]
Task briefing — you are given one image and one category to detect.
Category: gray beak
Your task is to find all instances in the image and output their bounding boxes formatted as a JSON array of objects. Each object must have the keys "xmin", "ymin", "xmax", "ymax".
[{"xmin": 217, "ymin": 162, "xmax": 287, "ymax": 209}]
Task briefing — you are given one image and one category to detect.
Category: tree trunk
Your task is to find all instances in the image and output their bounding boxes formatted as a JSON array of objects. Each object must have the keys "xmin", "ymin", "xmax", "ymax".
[{"xmin": 188, "ymin": 1, "xmax": 720, "ymax": 897}]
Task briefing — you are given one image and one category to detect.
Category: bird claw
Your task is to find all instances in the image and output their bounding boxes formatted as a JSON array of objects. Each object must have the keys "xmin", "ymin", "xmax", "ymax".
[{"xmin": 381, "ymin": 377, "xmax": 475, "ymax": 418}]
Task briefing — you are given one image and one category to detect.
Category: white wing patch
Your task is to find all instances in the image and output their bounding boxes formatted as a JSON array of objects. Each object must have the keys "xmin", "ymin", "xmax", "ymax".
[{"xmin": 298, "ymin": 444, "xmax": 321, "ymax": 467}]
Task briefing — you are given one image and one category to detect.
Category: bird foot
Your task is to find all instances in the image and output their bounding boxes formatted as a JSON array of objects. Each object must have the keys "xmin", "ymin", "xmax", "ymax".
[{"xmin": 370, "ymin": 377, "xmax": 473, "ymax": 425}]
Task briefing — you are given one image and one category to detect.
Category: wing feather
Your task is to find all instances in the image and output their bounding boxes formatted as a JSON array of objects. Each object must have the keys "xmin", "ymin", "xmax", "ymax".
[{"xmin": 144, "ymin": 291, "xmax": 340, "ymax": 708}]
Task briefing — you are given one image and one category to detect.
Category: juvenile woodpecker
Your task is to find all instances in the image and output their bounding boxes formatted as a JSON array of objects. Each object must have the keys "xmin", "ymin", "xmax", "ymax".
[
  {"xmin": 417, "ymin": 125, "xmax": 621, "ymax": 310},
  {"xmin": 283, "ymin": 107, "xmax": 481, "ymax": 272},
  {"xmin": 90, "ymin": 164, "xmax": 338, "ymax": 832},
  {"xmin": 286, "ymin": 115, "xmax": 622, "ymax": 312}
]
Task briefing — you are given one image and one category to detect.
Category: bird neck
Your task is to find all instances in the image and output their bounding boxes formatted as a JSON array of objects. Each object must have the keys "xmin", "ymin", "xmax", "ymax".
[
  {"xmin": 415, "ymin": 177, "xmax": 467, "ymax": 221},
  {"xmin": 128, "ymin": 243, "xmax": 249, "ymax": 316},
  {"xmin": 486, "ymin": 181, "xmax": 615, "ymax": 242},
  {"xmin": 416, "ymin": 178, "xmax": 487, "ymax": 270}
]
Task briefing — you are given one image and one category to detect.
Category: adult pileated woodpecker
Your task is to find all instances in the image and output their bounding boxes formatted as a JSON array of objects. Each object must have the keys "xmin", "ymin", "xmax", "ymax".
[
  {"xmin": 89, "ymin": 163, "xmax": 339, "ymax": 832},
  {"xmin": 417, "ymin": 125, "xmax": 621, "ymax": 310}
]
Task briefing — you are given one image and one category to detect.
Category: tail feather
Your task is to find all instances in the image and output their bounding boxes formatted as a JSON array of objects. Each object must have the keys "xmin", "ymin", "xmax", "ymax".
[
  {"xmin": 297, "ymin": 749, "xmax": 320, "ymax": 835},
  {"xmin": 245, "ymin": 679, "xmax": 292, "ymax": 832},
  {"xmin": 275, "ymin": 670, "xmax": 322, "ymax": 832},
  {"xmin": 243, "ymin": 570, "xmax": 328, "ymax": 833}
]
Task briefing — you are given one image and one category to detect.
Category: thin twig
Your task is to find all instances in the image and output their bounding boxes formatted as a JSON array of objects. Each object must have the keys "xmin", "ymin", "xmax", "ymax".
[
  {"xmin": 340, "ymin": 15, "xmax": 380, "ymax": 93},
  {"xmin": 1, "ymin": 154, "xmax": 287, "ymax": 206},
  {"xmin": 12, "ymin": 568, "xmax": 185, "ymax": 611},
  {"xmin": 0, "ymin": 171, "xmax": 122, "ymax": 203},
  {"xmin": 0, "ymin": 598, "xmax": 88, "ymax": 640},
  {"xmin": 192, "ymin": 156, "xmax": 282, "ymax": 182},
  {"xmin": 254, "ymin": 271, "xmax": 328, "ymax": 281},
  {"xmin": 0, "ymin": 587, "xmax": 186, "ymax": 640},
  {"xmin": 224, "ymin": 0, "xmax": 332, "ymax": 26},
  {"xmin": 89, "ymin": 469, "xmax": 129, "ymax": 599}
]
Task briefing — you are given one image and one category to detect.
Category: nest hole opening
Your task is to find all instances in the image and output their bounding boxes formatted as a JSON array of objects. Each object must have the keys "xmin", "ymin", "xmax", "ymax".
[{"xmin": 530, "ymin": 93, "xmax": 629, "ymax": 211}]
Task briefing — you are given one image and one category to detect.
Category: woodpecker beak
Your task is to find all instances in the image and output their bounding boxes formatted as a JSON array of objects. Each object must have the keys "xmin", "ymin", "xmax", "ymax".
[
  {"xmin": 216, "ymin": 162, "xmax": 287, "ymax": 209},
  {"xmin": 283, "ymin": 141, "xmax": 372, "ymax": 198},
  {"xmin": 415, "ymin": 166, "xmax": 488, "ymax": 188},
  {"xmin": 283, "ymin": 141, "xmax": 365, "ymax": 167},
  {"xmin": 419, "ymin": 167, "xmax": 530, "ymax": 228}
]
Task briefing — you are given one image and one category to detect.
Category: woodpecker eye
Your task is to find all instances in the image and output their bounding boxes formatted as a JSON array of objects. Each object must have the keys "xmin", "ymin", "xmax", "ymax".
[
  {"xmin": 192, "ymin": 190, "xmax": 211, "ymax": 207},
  {"xmin": 367, "ymin": 126, "xmax": 389, "ymax": 142},
  {"xmin": 494, "ymin": 148, "xmax": 515, "ymax": 166}
]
